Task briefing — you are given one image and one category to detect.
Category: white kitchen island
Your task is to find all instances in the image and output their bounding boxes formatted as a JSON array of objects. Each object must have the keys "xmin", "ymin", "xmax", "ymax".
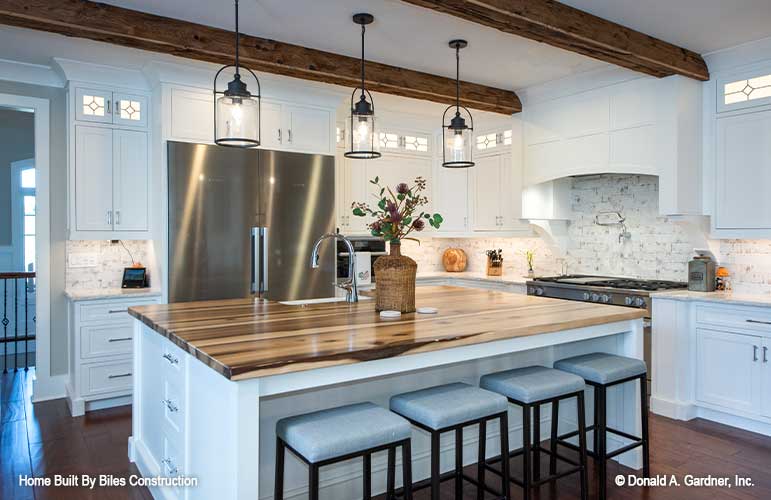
[{"xmin": 128, "ymin": 286, "xmax": 645, "ymax": 500}]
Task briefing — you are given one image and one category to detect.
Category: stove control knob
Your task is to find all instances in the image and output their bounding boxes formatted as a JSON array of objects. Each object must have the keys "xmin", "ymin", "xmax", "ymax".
[
  {"xmin": 601, "ymin": 294, "xmax": 611, "ymax": 303},
  {"xmin": 634, "ymin": 297, "xmax": 646, "ymax": 307},
  {"xmin": 535, "ymin": 287, "xmax": 544, "ymax": 296},
  {"xmin": 582, "ymin": 292, "xmax": 591, "ymax": 301},
  {"xmin": 528, "ymin": 286, "xmax": 534, "ymax": 295},
  {"xmin": 624, "ymin": 297, "xmax": 633, "ymax": 306},
  {"xmin": 590, "ymin": 293, "xmax": 599, "ymax": 302}
]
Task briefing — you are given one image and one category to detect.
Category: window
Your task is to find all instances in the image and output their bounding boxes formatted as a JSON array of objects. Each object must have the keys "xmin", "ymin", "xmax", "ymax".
[
  {"xmin": 476, "ymin": 129, "xmax": 513, "ymax": 151},
  {"xmin": 11, "ymin": 160, "xmax": 35, "ymax": 272}
]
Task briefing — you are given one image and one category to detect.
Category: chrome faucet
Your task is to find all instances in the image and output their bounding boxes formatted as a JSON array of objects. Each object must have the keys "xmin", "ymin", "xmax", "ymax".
[{"xmin": 311, "ymin": 233, "xmax": 358, "ymax": 303}]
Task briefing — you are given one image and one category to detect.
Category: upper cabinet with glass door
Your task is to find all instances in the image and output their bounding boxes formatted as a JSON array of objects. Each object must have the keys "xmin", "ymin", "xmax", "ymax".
[{"xmin": 74, "ymin": 86, "xmax": 148, "ymax": 128}]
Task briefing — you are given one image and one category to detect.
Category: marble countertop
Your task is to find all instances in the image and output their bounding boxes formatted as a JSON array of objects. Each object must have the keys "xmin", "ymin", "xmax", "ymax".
[
  {"xmin": 651, "ymin": 289, "xmax": 771, "ymax": 308},
  {"xmin": 416, "ymin": 271, "xmax": 529, "ymax": 285},
  {"xmin": 65, "ymin": 288, "xmax": 162, "ymax": 301}
]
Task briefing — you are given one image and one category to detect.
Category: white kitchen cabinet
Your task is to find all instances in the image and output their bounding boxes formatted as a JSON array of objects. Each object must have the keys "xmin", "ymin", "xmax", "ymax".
[
  {"xmin": 336, "ymin": 156, "xmax": 370, "ymax": 234},
  {"xmin": 75, "ymin": 125, "xmax": 114, "ymax": 231},
  {"xmin": 695, "ymin": 328, "xmax": 763, "ymax": 414},
  {"xmin": 73, "ymin": 126, "xmax": 149, "ymax": 235},
  {"xmin": 714, "ymin": 110, "xmax": 771, "ymax": 229},
  {"xmin": 763, "ymin": 339, "xmax": 771, "ymax": 418},
  {"xmin": 113, "ymin": 130, "xmax": 149, "ymax": 231},
  {"xmin": 470, "ymin": 153, "xmax": 525, "ymax": 231},
  {"xmin": 75, "ymin": 86, "xmax": 148, "ymax": 128},
  {"xmin": 433, "ymin": 166, "xmax": 469, "ymax": 232},
  {"xmin": 165, "ymin": 85, "xmax": 333, "ymax": 154},
  {"xmin": 67, "ymin": 295, "xmax": 161, "ymax": 416}
]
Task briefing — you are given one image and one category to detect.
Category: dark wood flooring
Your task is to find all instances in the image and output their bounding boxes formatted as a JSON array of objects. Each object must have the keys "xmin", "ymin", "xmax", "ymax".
[{"xmin": 2, "ymin": 369, "xmax": 770, "ymax": 499}]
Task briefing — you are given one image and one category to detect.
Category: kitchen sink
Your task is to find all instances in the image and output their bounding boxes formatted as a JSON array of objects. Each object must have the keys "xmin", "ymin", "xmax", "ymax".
[{"xmin": 279, "ymin": 295, "xmax": 372, "ymax": 306}]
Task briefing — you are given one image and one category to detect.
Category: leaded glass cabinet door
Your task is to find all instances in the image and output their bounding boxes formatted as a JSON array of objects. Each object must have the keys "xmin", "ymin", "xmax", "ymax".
[
  {"xmin": 75, "ymin": 87, "xmax": 113, "ymax": 124},
  {"xmin": 113, "ymin": 92, "xmax": 148, "ymax": 128}
]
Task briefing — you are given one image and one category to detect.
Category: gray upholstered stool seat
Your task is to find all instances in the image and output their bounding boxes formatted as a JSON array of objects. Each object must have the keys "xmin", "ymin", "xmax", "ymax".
[
  {"xmin": 554, "ymin": 352, "xmax": 646, "ymax": 384},
  {"xmin": 276, "ymin": 402, "xmax": 411, "ymax": 463},
  {"xmin": 390, "ymin": 382, "xmax": 508, "ymax": 430},
  {"xmin": 480, "ymin": 365, "xmax": 585, "ymax": 403}
]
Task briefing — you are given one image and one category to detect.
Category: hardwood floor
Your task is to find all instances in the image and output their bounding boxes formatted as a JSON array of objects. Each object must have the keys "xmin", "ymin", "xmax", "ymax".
[{"xmin": 2, "ymin": 368, "xmax": 770, "ymax": 499}]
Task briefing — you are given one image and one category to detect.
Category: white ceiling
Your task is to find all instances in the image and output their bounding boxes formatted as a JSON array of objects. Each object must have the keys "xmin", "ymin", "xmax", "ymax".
[{"xmin": 560, "ymin": 0, "xmax": 771, "ymax": 54}]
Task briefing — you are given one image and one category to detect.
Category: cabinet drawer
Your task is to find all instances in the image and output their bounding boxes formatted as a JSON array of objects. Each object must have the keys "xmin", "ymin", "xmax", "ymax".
[
  {"xmin": 79, "ymin": 299, "xmax": 156, "ymax": 323},
  {"xmin": 80, "ymin": 322, "xmax": 133, "ymax": 359},
  {"xmin": 160, "ymin": 340, "xmax": 187, "ymax": 376},
  {"xmin": 81, "ymin": 360, "xmax": 133, "ymax": 396},
  {"xmin": 696, "ymin": 305, "xmax": 771, "ymax": 333},
  {"xmin": 162, "ymin": 375, "xmax": 185, "ymax": 436}
]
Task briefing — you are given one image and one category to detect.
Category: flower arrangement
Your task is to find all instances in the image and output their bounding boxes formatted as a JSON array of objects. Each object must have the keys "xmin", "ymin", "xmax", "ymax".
[
  {"xmin": 352, "ymin": 176, "xmax": 443, "ymax": 243},
  {"xmin": 525, "ymin": 249, "xmax": 536, "ymax": 278}
]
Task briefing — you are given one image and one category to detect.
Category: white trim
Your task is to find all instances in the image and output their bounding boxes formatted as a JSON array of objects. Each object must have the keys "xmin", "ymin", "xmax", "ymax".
[
  {"xmin": 10, "ymin": 158, "xmax": 34, "ymax": 271},
  {"xmin": 0, "ymin": 57, "xmax": 64, "ymax": 88},
  {"xmin": 0, "ymin": 93, "xmax": 60, "ymax": 401}
]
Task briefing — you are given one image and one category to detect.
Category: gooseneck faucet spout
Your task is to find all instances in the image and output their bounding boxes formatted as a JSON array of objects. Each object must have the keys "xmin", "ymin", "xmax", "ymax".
[{"xmin": 310, "ymin": 233, "xmax": 358, "ymax": 303}]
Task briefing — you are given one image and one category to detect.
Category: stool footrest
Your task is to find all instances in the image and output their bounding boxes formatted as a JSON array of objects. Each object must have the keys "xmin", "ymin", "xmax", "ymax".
[
  {"xmin": 392, "ymin": 469, "xmax": 506, "ymax": 500},
  {"xmin": 483, "ymin": 447, "xmax": 582, "ymax": 489}
]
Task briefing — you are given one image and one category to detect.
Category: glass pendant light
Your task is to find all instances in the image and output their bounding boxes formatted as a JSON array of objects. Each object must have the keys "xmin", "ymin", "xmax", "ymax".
[
  {"xmin": 442, "ymin": 40, "xmax": 474, "ymax": 168},
  {"xmin": 214, "ymin": 0, "xmax": 261, "ymax": 148},
  {"xmin": 345, "ymin": 13, "xmax": 381, "ymax": 159}
]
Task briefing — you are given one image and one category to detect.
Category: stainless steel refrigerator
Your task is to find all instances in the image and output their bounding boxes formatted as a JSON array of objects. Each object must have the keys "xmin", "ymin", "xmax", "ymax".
[{"xmin": 167, "ymin": 141, "xmax": 336, "ymax": 303}]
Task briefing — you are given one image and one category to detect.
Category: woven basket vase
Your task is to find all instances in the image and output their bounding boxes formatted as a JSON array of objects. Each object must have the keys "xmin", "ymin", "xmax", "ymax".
[{"xmin": 373, "ymin": 242, "xmax": 417, "ymax": 313}]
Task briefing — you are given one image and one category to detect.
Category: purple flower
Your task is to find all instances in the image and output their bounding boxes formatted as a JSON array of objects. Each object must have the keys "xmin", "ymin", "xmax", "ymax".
[
  {"xmin": 396, "ymin": 183, "xmax": 409, "ymax": 195},
  {"xmin": 371, "ymin": 221, "xmax": 382, "ymax": 233},
  {"xmin": 390, "ymin": 211, "xmax": 403, "ymax": 224},
  {"xmin": 385, "ymin": 200, "xmax": 398, "ymax": 213},
  {"xmin": 412, "ymin": 219, "xmax": 425, "ymax": 231}
]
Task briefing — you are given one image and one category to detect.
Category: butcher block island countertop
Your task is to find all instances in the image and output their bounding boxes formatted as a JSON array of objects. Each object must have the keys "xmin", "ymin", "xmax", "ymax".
[{"xmin": 128, "ymin": 285, "xmax": 645, "ymax": 381}]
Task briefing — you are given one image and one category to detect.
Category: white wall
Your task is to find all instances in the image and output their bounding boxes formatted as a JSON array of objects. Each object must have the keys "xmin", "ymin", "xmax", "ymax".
[{"xmin": 0, "ymin": 108, "xmax": 34, "ymax": 249}]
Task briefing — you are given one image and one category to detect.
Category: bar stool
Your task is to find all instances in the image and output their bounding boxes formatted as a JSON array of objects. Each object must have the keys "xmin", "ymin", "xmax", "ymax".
[
  {"xmin": 480, "ymin": 366, "xmax": 588, "ymax": 500},
  {"xmin": 554, "ymin": 352, "xmax": 649, "ymax": 500},
  {"xmin": 390, "ymin": 382, "xmax": 510, "ymax": 500},
  {"xmin": 274, "ymin": 402, "xmax": 413, "ymax": 500}
]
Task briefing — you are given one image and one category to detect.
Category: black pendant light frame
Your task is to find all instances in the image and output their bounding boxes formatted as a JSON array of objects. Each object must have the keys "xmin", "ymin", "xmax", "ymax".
[
  {"xmin": 345, "ymin": 13, "xmax": 381, "ymax": 160},
  {"xmin": 214, "ymin": 0, "xmax": 261, "ymax": 148},
  {"xmin": 442, "ymin": 39, "xmax": 474, "ymax": 168}
]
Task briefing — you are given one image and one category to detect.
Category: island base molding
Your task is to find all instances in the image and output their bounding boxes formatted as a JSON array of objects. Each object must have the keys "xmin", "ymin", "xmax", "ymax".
[{"xmin": 130, "ymin": 318, "xmax": 644, "ymax": 500}]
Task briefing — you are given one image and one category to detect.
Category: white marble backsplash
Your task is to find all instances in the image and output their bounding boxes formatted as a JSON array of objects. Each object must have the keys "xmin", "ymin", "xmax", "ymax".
[
  {"xmin": 718, "ymin": 240, "xmax": 771, "ymax": 295},
  {"xmin": 65, "ymin": 240, "xmax": 153, "ymax": 290}
]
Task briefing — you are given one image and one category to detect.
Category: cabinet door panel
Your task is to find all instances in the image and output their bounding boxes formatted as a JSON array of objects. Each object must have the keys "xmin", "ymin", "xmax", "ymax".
[
  {"xmin": 285, "ymin": 106, "xmax": 330, "ymax": 153},
  {"xmin": 763, "ymin": 340, "xmax": 771, "ymax": 417},
  {"xmin": 609, "ymin": 125, "xmax": 657, "ymax": 175},
  {"xmin": 715, "ymin": 111, "xmax": 771, "ymax": 229},
  {"xmin": 113, "ymin": 130, "xmax": 149, "ymax": 231},
  {"xmin": 695, "ymin": 328, "xmax": 762, "ymax": 414},
  {"xmin": 344, "ymin": 157, "xmax": 370, "ymax": 234},
  {"xmin": 434, "ymin": 166, "xmax": 468, "ymax": 232},
  {"xmin": 260, "ymin": 102, "xmax": 283, "ymax": 150},
  {"xmin": 75, "ymin": 87, "xmax": 113, "ymax": 124},
  {"xmin": 75, "ymin": 126, "xmax": 113, "ymax": 231},
  {"xmin": 113, "ymin": 92, "xmax": 148, "ymax": 128},
  {"xmin": 170, "ymin": 88, "xmax": 214, "ymax": 143},
  {"xmin": 471, "ymin": 155, "xmax": 501, "ymax": 231}
]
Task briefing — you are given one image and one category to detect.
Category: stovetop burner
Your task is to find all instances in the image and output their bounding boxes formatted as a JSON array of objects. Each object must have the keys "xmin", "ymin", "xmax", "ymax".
[{"xmin": 533, "ymin": 275, "xmax": 687, "ymax": 291}]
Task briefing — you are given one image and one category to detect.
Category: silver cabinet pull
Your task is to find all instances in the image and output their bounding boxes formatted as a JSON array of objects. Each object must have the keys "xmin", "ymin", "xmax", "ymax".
[
  {"xmin": 162, "ymin": 352, "xmax": 179, "ymax": 365},
  {"xmin": 764, "ymin": 346, "xmax": 768, "ymax": 363},
  {"xmin": 107, "ymin": 210, "xmax": 113, "ymax": 225},
  {"xmin": 108, "ymin": 337, "xmax": 132, "ymax": 342},
  {"xmin": 114, "ymin": 100, "xmax": 120, "ymax": 115},
  {"xmin": 746, "ymin": 319, "xmax": 771, "ymax": 325},
  {"xmin": 753, "ymin": 345, "xmax": 759, "ymax": 362},
  {"xmin": 278, "ymin": 129, "xmax": 282, "ymax": 143},
  {"xmin": 108, "ymin": 309, "xmax": 127, "ymax": 314},
  {"xmin": 162, "ymin": 399, "xmax": 179, "ymax": 413},
  {"xmin": 108, "ymin": 373, "xmax": 132, "ymax": 379},
  {"xmin": 287, "ymin": 129, "xmax": 292, "ymax": 143},
  {"xmin": 161, "ymin": 458, "xmax": 178, "ymax": 476},
  {"xmin": 106, "ymin": 99, "xmax": 111, "ymax": 115},
  {"xmin": 115, "ymin": 210, "xmax": 121, "ymax": 225}
]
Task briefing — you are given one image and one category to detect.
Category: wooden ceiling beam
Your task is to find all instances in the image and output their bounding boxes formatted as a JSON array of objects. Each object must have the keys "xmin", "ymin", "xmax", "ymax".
[
  {"xmin": 401, "ymin": 0, "xmax": 709, "ymax": 81},
  {"xmin": 0, "ymin": 0, "xmax": 522, "ymax": 114}
]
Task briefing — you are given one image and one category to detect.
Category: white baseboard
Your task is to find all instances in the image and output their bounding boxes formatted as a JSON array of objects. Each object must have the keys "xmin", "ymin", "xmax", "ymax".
[
  {"xmin": 650, "ymin": 396, "xmax": 697, "ymax": 421},
  {"xmin": 32, "ymin": 373, "xmax": 67, "ymax": 402},
  {"xmin": 695, "ymin": 407, "xmax": 771, "ymax": 437}
]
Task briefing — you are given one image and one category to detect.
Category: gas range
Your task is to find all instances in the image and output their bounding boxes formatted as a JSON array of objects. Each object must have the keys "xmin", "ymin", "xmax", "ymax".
[{"xmin": 526, "ymin": 275, "xmax": 687, "ymax": 316}]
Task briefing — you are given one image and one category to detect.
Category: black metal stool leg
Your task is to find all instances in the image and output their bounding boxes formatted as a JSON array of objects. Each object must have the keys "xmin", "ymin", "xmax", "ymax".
[
  {"xmin": 431, "ymin": 431, "xmax": 441, "ymax": 500},
  {"xmin": 402, "ymin": 440, "xmax": 414, "ymax": 500},
  {"xmin": 499, "ymin": 412, "xmax": 511, "ymax": 500},
  {"xmin": 274, "ymin": 438, "xmax": 285, "ymax": 500},
  {"xmin": 593, "ymin": 386, "xmax": 600, "ymax": 456},
  {"xmin": 550, "ymin": 400, "xmax": 559, "ymax": 475},
  {"xmin": 363, "ymin": 453, "xmax": 372, "ymax": 500},
  {"xmin": 309, "ymin": 464, "xmax": 319, "ymax": 500},
  {"xmin": 387, "ymin": 447, "xmax": 396, "ymax": 499},
  {"xmin": 522, "ymin": 405, "xmax": 532, "ymax": 500},
  {"xmin": 577, "ymin": 392, "xmax": 589, "ymax": 500},
  {"xmin": 477, "ymin": 419, "xmax": 486, "ymax": 500},
  {"xmin": 533, "ymin": 404, "xmax": 541, "ymax": 482},
  {"xmin": 640, "ymin": 375, "xmax": 650, "ymax": 478},
  {"xmin": 455, "ymin": 427, "xmax": 463, "ymax": 500},
  {"xmin": 596, "ymin": 385, "xmax": 607, "ymax": 500}
]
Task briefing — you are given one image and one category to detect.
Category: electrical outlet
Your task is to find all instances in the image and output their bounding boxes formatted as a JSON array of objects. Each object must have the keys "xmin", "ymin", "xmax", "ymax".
[{"xmin": 69, "ymin": 252, "xmax": 99, "ymax": 268}]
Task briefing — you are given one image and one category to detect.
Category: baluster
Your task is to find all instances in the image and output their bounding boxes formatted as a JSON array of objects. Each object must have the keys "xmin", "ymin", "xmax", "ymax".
[
  {"xmin": 24, "ymin": 278, "xmax": 29, "ymax": 371},
  {"xmin": 2, "ymin": 279, "xmax": 7, "ymax": 373},
  {"xmin": 14, "ymin": 278, "xmax": 18, "ymax": 371}
]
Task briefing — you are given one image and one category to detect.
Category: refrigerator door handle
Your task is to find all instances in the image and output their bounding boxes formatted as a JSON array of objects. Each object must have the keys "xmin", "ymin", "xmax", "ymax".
[
  {"xmin": 251, "ymin": 228, "xmax": 258, "ymax": 294},
  {"xmin": 260, "ymin": 227, "xmax": 269, "ymax": 295}
]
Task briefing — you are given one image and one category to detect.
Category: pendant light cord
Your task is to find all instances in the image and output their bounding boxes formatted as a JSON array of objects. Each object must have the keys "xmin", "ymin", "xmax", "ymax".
[
  {"xmin": 360, "ymin": 23, "xmax": 366, "ymax": 99},
  {"xmin": 455, "ymin": 44, "xmax": 461, "ymax": 114},
  {"xmin": 234, "ymin": 0, "xmax": 240, "ymax": 77}
]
